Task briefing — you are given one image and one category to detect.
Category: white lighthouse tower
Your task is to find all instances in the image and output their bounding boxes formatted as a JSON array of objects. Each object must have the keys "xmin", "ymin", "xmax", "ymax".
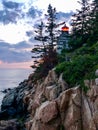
[{"xmin": 57, "ymin": 24, "xmax": 69, "ymax": 54}]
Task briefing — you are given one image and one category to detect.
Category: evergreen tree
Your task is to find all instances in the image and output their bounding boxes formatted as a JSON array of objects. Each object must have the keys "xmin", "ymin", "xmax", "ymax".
[
  {"xmin": 31, "ymin": 4, "xmax": 64, "ymax": 80},
  {"xmin": 88, "ymin": 0, "xmax": 98, "ymax": 44},
  {"xmin": 45, "ymin": 4, "xmax": 58, "ymax": 47},
  {"xmin": 31, "ymin": 21, "xmax": 47, "ymax": 69},
  {"xmin": 69, "ymin": 0, "xmax": 91, "ymax": 50}
]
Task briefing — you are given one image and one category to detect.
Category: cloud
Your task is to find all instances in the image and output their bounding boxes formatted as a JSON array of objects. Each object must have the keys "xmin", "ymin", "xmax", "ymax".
[
  {"xmin": 0, "ymin": 8, "xmax": 72, "ymax": 44},
  {"xmin": 0, "ymin": 0, "xmax": 41, "ymax": 25},
  {"xmin": 33, "ymin": 0, "xmax": 80, "ymax": 12},
  {"xmin": 0, "ymin": 60, "xmax": 3, "ymax": 64},
  {"xmin": 0, "ymin": 0, "xmax": 74, "ymax": 67},
  {"xmin": 0, "ymin": 0, "xmax": 23, "ymax": 24},
  {"xmin": 0, "ymin": 0, "xmax": 43, "ymax": 44},
  {"xmin": 2, "ymin": 1, "xmax": 21, "ymax": 9},
  {"xmin": 0, "ymin": 40, "xmax": 32, "ymax": 63},
  {"xmin": 0, "ymin": 23, "xmax": 31, "ymax": 43},
  {"xmin": 0, "ymin": 61, "xmax": 33, "ymax": 69}
]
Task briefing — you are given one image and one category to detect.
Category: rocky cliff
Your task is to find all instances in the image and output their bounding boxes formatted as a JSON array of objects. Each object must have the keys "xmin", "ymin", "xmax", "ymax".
[{"xmin": 0, "ymin": 69, "xmax": 98, "ymax": 130}]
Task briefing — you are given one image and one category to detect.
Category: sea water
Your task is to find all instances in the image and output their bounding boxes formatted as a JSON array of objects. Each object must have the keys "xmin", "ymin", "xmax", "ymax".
[{"xmin": 0, "ymin": 68, "xmax": 32, "ymax": 105}]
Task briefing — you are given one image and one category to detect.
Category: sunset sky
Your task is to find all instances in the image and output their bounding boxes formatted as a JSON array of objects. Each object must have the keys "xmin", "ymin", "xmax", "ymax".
[
  {"xmin": 0, "ymin": 61, "xmax": 33, "ymax": 69},
  {"xmin": 0, "ymin": 0, "xmax": 80, "ymax": 69},
  {"xmin": 0, "ymin": 0, "xmax": 80, "ymax": 44}
]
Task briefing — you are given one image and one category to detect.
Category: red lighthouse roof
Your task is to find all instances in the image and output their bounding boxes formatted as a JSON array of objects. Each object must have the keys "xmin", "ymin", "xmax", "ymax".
[{"xmin": 61, "ymin": 24, "xmax": 69, "ymax": 32}]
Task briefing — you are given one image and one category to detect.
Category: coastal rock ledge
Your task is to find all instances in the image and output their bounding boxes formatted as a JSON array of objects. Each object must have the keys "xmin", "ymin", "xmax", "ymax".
[
  {"xmin": 24, "ymin": 70, "xmax": 98, "ymax": 130},
  {"xmin": 0, "ymin": 69, "xmax": 98, "ymax": 130}
]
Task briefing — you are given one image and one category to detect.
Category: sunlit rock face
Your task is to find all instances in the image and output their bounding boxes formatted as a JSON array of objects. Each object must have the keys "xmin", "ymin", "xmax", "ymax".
[
  {"xmin": 0, "ymin": 69, "xmax": 98, "ymax": 130},
  {"xmin": 24, "ymin": 70, "xmax": 98, "ymax": 130}
]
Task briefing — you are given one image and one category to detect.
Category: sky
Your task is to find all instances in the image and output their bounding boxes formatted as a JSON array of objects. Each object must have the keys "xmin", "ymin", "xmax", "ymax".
[
  {"xmin": 0, "ymin": 60, "xmax": 33, "ymax": 69},
  {"xmin": 4, "ymin": 0, "xmax": 80, "ymax": 12},
  {"xmin": 0, "ymin": 23, "xmax": 30, "ymax": 44},
  {"xmin": 0, "ymin": 0, "xmax": 80, "ymax": 69},
  {"xmin": 0, "ymin": 0, "xmax": 80, "ymax": 44},
  {"xmin": 34, "ymin": 0, "xmax": 80, "ymax": 12}
]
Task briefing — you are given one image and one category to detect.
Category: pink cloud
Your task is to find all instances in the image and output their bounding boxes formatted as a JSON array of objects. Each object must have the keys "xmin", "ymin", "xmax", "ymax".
[
  {"xmin": 0, "ymin": 60, "xmax": 3, "ymax": 64},
  {"xmin": 0, "ymin": 61, "xmax": 33, "ymax": 69}
]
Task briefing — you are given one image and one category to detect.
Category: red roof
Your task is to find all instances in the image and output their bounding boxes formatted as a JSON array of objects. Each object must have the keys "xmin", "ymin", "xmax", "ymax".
[{"xmin": 61, "ymin": 25, "xmax": 69, "ymax": 32}]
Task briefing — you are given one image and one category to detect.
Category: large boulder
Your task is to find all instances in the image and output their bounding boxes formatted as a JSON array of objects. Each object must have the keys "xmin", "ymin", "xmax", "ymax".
[{"xmin": 36, "ymin": 101, "xmax": 58, "ymax": 123}]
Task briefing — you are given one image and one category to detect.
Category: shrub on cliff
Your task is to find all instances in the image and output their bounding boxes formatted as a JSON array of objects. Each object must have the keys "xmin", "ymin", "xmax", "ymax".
[{"xmin": 55, "ymin": 42, "xmax": 98, "ymax": 88}]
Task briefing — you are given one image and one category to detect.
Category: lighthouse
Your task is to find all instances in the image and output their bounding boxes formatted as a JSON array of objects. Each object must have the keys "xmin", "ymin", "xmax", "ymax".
[{"xmin": 57, "ymin": 24, "xmax": 70, "ymax": 54}]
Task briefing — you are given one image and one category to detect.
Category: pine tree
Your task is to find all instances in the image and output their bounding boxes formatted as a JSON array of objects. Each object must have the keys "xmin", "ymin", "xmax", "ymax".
[
  {"xmin": 69, "ymin": 0, "xmax": 91, "ymax": 49},
  {"xmin": 31, "ymin": 4, "xmax": 64, "ymax": 80},
  {"xmin": 31, "ymin": 21, "xmax": 47, "ymax": 69},
  {"xmin": 45, "ymin": 4, "xmax": 58, "ymax": 47},
  {"xmin": 88, "ymin": 0, "xmax": 98, "ymax": 44}
]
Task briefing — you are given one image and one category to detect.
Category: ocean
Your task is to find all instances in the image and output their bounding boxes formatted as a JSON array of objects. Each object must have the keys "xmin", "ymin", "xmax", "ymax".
[{"xmin": 0, "ymin": 68, "xmax": 32, "ymax": 105}]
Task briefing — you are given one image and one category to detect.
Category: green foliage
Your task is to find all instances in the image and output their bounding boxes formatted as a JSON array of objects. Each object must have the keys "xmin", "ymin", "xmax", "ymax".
[
  {"xmin": 60, "ymin": 125, "xmax": 65, "ymax": 130},
  {"xmin": 70, "ymin": 0, "xmax": 91, "ymax": 50},
  {"xmin": 56, "ymin": 42, "xmax": 98, "ymax": 88},
  {"xmin": 69, "ymin": 0, "xmax": 98, "ymax": 50},
  {"xmin": 70, "ymin": 42, "xmax": 98, "ymax": 59},
  {"xmin": 80, "ymin": 82, "xmax": 89, "ymax": 93},
  {"xmin": 32, "ymin": 50, "xmax": 58, "ymax": 81},
  {"xmin": 68, "ymin": 36, "xmax": 83, "ymax": 50},
  {"xmin": 30, "ymin": 0, "xmax": 98, "ymax": 87},
  {"xmin": 56, "ymin": 0, "xmax": 98, "ymax": 91}
]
